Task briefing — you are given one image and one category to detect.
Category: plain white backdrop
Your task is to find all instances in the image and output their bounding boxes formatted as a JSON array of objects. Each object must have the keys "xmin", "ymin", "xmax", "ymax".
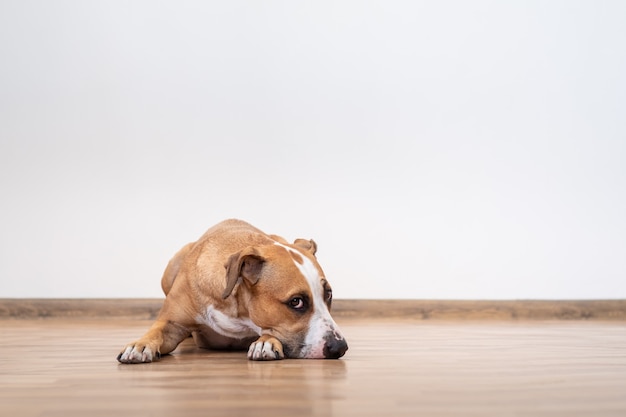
[{"xmin": 1, "ymin": 1, "xmax": 625, "ymax": 299}]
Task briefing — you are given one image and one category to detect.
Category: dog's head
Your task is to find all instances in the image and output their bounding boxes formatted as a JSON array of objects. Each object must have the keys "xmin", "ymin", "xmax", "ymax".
[{"xmin": 222, "ymin": 239, "xmax": 348, "ymax": 359}]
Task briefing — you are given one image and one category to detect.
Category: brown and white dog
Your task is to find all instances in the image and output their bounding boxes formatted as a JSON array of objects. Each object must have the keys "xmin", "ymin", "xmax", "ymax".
[{"xmin": 117, "ymin": 219, "xmax": 348, "ymax": 363}]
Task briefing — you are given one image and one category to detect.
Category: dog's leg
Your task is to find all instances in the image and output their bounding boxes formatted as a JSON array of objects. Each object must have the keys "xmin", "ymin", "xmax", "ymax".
[
  {"xmin": 247, "ymin": 334, "xmax": 285, "ymax": 361},
  {"xmin": 117, "ymin": 319, "xmax": 190, "ymax": 364}
]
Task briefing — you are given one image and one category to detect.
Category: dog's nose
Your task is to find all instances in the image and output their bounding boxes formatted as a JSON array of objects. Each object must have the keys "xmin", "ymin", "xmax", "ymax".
[{"xmin": 323, "ymin": 337, "xmax": 348, "ymax": 359}]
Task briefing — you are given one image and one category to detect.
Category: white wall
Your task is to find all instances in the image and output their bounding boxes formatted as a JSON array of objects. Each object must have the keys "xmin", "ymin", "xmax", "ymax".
[{"xmin": 1, "ymin": 1, "xmax": 625, "ymax": 299}]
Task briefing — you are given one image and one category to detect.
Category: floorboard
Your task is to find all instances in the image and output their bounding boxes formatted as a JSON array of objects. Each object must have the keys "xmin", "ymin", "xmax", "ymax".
[{"xmin": 1, "ymin": 318, "xmax": 625, "ymax": 416}]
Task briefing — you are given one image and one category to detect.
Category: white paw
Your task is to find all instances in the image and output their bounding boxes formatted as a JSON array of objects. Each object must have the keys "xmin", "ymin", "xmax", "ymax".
[
  {"xmin": 117, "ymin": 344, "xmax": 160, "ymax": 364},
  {"xmin": 247, "ymin": 340, "xmax": 283, "ymax": 361}
]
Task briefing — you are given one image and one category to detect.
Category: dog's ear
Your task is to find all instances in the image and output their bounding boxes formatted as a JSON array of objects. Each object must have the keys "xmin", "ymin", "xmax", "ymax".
[
  {"xmin": 222, "ymin": 247, "xmax": 265, "ymax": 299},
  {"xmin": 293, "ymin": 238, "xmax": 317, "ymax": 256}
]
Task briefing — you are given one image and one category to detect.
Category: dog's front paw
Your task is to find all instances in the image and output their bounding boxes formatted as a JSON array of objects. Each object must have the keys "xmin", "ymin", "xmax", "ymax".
[
  {"xmin": 117, "ymin": 341, "xmax": 162, "ymax": 364},
  {"xmin": 248, "ymin": 335, "xmax": 285, "ymax": 361}
]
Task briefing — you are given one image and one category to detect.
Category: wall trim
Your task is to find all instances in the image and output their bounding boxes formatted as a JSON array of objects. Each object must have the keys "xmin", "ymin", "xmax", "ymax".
[{"xmin": 1, "ymin": 299, "xmax": 625, "ymax": 321}]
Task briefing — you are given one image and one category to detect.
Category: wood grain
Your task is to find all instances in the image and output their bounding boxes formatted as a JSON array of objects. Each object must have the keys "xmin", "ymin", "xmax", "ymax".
[
  {"xmin": 1, "ymin": 298, "xmax": 626, "ymax": 320},
  {"xmin": 1, "ymin": 318, "xmax": 625, "ymax": 416}
]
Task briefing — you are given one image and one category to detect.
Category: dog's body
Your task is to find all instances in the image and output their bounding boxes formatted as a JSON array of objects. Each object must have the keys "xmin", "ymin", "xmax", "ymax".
[{"xmin": 117, "ymin": 219, "xmax": 348, "ymax": 363}]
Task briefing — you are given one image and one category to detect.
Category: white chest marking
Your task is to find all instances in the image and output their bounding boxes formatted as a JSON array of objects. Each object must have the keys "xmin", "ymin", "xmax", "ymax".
[{"xmin": 196, "ymin": 305, "xmax": 261, "ymax": 339}]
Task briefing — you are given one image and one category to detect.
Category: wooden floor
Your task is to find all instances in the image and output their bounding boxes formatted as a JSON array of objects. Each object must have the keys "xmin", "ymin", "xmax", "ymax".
[{"xmin": 1, "ymin": 318, "xmax": 625, "ymax": 417}]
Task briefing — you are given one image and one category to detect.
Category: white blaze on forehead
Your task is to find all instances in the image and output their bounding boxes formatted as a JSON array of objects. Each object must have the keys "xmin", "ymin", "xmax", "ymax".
[
  {"xmin": 274, "ymin": 242, "xmax": 324, "ymax": 298},
  {"xmin": 274, "ymin": 241, "xmax": 344, "ymax": 358}
]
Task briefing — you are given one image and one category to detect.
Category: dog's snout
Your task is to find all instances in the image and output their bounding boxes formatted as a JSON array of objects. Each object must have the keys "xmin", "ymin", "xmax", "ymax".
[{"xmin": 323, "ymin": 337, "xmax": 348, "ymax": 359}]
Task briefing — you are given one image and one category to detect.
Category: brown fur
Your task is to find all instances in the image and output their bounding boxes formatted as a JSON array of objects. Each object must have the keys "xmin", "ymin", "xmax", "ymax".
[{"xmin": 117, "ymin": 219, "xmax": 346, "ymax": 363}]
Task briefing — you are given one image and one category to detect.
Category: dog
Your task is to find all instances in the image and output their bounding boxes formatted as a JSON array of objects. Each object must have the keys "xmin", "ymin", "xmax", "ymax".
[{"xmin": 117, "ymin": 219, "xmax": 348, "ymax": 363}]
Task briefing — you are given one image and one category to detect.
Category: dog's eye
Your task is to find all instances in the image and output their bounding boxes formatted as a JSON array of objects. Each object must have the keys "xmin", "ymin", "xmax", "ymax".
[
  {"xmin": 325, "ymin": 288, "xmax": 333, "ymax": 302},
  {"xmin": 288, "ymin": 297, "xmax": 306, "ymax": 310}
]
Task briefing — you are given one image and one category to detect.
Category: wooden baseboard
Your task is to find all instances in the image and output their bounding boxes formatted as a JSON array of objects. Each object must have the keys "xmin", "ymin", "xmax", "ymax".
[
  {"xmin": 333, "ymin": 299, "xmax": 626, "ymax": 320},
  {"xmin": 0, "ymin": 299, "xmax": 164, "ymax": 320},
  {"xmin": 1, "ymin": 299, "xmax": 625, "ymax": 321}
]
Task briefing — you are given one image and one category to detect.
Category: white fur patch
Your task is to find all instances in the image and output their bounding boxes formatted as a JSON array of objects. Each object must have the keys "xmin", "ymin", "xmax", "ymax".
[
  {"xmin": 274, "ymin": 241, "xmax": 345, "ymax": 358},
  {"xmin": 196, "ymin": 305, "xmax": 261, "ymax": 339},
  {"xmin": 119, "ymin": 345, "xmax": 155, "ymax": 363},
  {"xmin": 248, "ymin": 340, "xmax": 279, "ymax": 360}
]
